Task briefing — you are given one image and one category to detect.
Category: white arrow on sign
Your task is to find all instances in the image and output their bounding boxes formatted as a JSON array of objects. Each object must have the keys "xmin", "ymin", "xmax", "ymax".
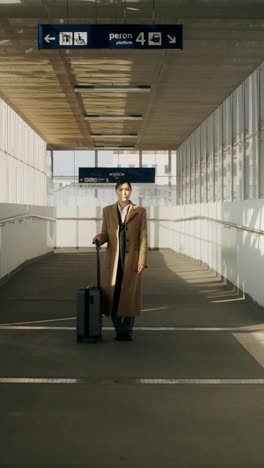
[
  {"xmin": 167, "ymin": 34, "xmax": 176, "ymax": 44},
  {"xmin": 44, "ymin": 34, "xmax": 56, "ymax": 44}
]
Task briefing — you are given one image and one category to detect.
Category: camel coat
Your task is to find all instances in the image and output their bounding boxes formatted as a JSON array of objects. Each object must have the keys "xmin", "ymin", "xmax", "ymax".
[{"xmin": 99, "ymin": 202, "xmax": 148, "ymax": 317}]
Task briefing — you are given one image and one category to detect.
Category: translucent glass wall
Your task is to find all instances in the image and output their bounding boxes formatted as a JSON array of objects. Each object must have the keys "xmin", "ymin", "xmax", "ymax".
[
  {"xmin": 0, "ymin": 98, "xmax": 47, "ymax": 205},
  {"xmin": 52, "ymin": 149, "xmax": 175, "ymax": 186},
  {"xmin": 176, "ymin": 64, "xmax": 264, "ymax": 205},
  {"xmin": 50, "ymin": 149, "xmax": 177, "ymax": 208}
]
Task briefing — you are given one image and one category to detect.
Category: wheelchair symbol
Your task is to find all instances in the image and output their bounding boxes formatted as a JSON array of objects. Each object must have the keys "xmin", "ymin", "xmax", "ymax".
[{"xmin": 74, "ymin": 32, "xmax": 88, "ymax": 46}]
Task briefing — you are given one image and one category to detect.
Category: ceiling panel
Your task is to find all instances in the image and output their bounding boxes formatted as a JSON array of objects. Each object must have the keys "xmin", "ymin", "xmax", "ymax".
[{"xmin": 0, "ymin": 0, "xmax": 264, "ymax": 149}]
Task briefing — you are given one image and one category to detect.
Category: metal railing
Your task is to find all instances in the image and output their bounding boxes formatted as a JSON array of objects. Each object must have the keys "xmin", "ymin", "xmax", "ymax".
[
  {"xmin": 55, "ymin": 215, "xmax": 264, "ymax": 236},
  {"xmin": 0, "ymin": 214, "xmax": 56, "ymax": 227},
  {"xmin": 168, "ymin": 215, "xmax": 264, "ymax": 236},
  {"xmin": 2, "ymin": 214, "xmax": 261, "ymax": 237}
]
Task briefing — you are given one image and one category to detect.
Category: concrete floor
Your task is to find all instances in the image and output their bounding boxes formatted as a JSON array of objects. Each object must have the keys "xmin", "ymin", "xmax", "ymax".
[{"xmin": 0, "ymin": 249, "xmax": 264, "ymax": 466}]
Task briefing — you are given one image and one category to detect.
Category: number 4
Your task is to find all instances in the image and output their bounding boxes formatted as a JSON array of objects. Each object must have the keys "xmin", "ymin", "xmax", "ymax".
[{"xmin": 136, "ymin": 32, "xmax": 146, "ymax": 45}]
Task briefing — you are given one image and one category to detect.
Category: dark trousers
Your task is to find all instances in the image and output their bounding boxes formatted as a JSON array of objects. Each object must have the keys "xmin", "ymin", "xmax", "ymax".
[
  {"xmin": 111, "ymin": 257, "xmax": 135, "ymax": 334},
  {"xmin": 111, "ymin": 316, "xmax": 135, "ymax": 334}
]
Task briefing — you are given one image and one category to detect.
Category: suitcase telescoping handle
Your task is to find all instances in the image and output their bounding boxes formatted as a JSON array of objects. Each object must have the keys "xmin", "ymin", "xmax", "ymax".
[{"xmin": 94, "ymin": 239, "xmax": 101, "ymax": 288}]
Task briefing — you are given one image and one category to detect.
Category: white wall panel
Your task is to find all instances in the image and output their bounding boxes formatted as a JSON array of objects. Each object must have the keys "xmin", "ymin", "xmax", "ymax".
[
  {"xmin": 195, "ymin": 130, "xmax": 200, "ymax": 203},
  {"xmin": 222, "ymin": 99, "xmax": 232, "ymax": 201},
  {"xmin": 216, "ymin": 108, "xmax": 223, "ymax": 201},
  {"xmin": 177, "ymin": 148, "xmax": 182, "ymax": 204},
  {"xmin": 180, "ymin": 148, "xmax": 183, "ymax": 205},
  {"xmin": 260, "ymin": 129, "xmax": 264, "ymax": 198},
  {"xmin": 0, "ymin": 203, "xmax": 56, "ymax": 280},
  {"xmin": 244, "ymin": 73, "xmax": 259, "ymax": 200},
  {"xmin": 232, "ymin": 140, "xmax": 239, "ymax": 201},
  {"xmin": 200, "ymin": 123, "xmax": 207, "ymax": 203},
  {"xmin": 163, "ymin": 200, "xmax": 264, "ymax": 306},
  {"xmin": 186, "ymin": 140, "xmax": 191, "ymax": 204},
  {"xmin": 174, "ymin": 60, "xmax": 264, "ymax": 307},
  {"xmin": 207, "ymin": 118, "xmax": 214, "ymax": 202},
  {"xmin": 181, "ymin": 146, "xmax": 186, "ymax": 204},
  {"xmin": 177, "ymin": 60, "xmax": 264, "ymax": 205},
  {"xmin": 0, "ymin": 98, "xmax": 47, "ymax": 205},
  {"xmin": 232, "ymin": 91, "xmax": 238, "ymax": 201},
  {"xmin": 190, "ymin": 136, "xmax": 195, "ymax": 204}
]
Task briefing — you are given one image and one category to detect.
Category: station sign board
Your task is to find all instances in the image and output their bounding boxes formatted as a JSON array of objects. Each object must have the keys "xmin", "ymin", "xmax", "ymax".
[
  {"xmin": 38, "ymin": 24, "xmax": 183, "ymax": 50},
  {"xmin": 79, "ymin": 167, "xmax": 155, "ymax": 184}
]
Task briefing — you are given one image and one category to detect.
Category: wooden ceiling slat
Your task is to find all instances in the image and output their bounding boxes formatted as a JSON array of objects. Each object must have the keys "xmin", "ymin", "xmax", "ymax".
[{"xmin": 1, "ymin": 3, "xmax": 264, "ymax": 148}]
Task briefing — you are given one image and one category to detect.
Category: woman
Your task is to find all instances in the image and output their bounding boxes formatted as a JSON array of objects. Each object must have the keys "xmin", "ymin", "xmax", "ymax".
[{"xmin": 92, "ymin": 178, "xmax": 148, "ymax": 341}]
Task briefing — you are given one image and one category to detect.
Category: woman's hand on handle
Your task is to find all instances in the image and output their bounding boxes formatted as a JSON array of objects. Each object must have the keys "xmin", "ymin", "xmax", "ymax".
[{"xmin": 92, "ymin": 234, "xmax": 102, "ymax": 245}]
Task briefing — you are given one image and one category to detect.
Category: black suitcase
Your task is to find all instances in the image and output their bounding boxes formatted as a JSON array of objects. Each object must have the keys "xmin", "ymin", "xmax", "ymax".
[{"xmin": 76, "ymin": 240, "xmax": 102, "ymax": 343}]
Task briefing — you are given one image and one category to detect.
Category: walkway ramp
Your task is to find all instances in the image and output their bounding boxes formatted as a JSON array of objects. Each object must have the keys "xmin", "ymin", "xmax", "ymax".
[{"xmin": 0, "ymin": 249, "xmax": 264, "ymax": 466}]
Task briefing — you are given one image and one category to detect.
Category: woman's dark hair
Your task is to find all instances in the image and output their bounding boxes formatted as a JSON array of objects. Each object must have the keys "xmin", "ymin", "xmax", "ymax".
[{"xmin": 115, "ymin": 179, "xmax": 132, "ymax": 190}]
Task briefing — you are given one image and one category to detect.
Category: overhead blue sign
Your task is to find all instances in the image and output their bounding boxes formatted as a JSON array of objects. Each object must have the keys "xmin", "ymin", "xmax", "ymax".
[
  {"xmin": 79, "ymin": 168, "xmax": 155, "ymax": 184},
  {"xmin": 38, "ymin": 24, "xmax": 183, "ymax": 50}
]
